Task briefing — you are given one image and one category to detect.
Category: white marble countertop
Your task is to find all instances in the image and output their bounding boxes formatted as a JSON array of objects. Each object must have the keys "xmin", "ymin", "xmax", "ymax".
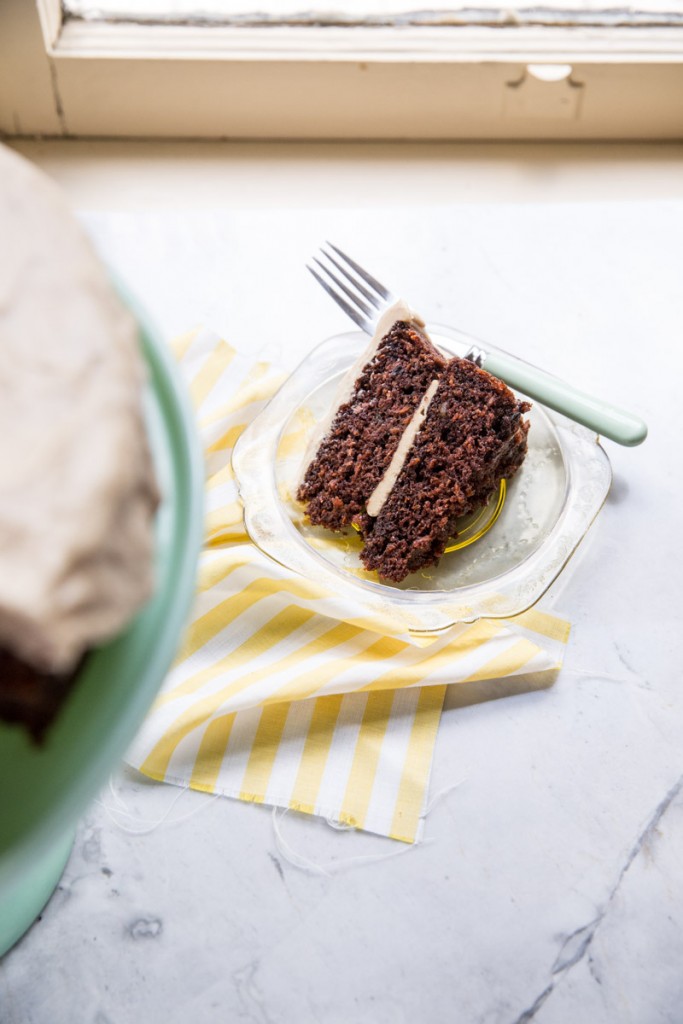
[{"xmin": 2, "ymin": 141, "xmax": 682, "ymax": 1024}]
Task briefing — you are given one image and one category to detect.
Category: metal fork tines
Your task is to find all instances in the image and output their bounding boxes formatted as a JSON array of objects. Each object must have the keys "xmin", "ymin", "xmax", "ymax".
[
  {"xmin": 306, "ymin": 242, "xmax": 648, "ymax": 447},
  {"xmin": 307, "ymin": 242, "xmax": 395, "ymax": 336}
]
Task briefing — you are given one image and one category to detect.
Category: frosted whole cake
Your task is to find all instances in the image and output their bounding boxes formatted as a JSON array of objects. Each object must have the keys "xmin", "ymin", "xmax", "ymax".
[
  {"xmin": 0, "ymin": 144, "xmax": 159, "ymax": 738},
  {"xmin": 297, "ymin": 301, "xmax": 530, "ymax": 582}
]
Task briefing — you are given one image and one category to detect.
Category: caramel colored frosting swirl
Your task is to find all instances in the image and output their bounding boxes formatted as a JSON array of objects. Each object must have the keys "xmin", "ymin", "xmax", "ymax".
[{"xmin": 0, "ymin": 144, "xmax": 159, "ymax": 672}]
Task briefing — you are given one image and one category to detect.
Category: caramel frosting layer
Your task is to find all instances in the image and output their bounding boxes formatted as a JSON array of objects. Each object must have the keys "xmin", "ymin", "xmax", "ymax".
[{"xmin": 366, "ymin": 377, "xmax": 440, "ymax": 517}]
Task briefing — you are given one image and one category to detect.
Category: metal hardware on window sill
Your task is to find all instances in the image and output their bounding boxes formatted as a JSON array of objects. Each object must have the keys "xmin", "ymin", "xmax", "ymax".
[{"xmin": 504, "ymin": 64, "xmax": 584, "ymax": 120}]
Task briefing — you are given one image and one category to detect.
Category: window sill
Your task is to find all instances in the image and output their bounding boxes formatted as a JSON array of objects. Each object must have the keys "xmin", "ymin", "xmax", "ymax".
[{"xmin": 2, "ymin": 0, "xmax": 682, "ymax": 140}]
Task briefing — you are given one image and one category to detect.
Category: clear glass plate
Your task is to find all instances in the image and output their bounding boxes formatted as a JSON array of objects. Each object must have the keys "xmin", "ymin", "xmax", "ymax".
[{"xmin": 232, "ymin": 326, "xmax": 612, "ymax": 636}]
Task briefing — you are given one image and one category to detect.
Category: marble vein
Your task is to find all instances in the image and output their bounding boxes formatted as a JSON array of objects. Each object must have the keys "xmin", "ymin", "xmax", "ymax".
[
  {"xmin": 510, "ymin": 772, "xmax": 683, "ymax": 1023},
  {"xmin": 232, "ymin": 961, "xmax": 275, "ymax": 1024}
]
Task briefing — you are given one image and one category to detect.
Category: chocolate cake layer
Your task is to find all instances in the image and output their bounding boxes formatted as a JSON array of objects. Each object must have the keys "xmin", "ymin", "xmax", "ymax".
[
  {"xmin": 0, "ymin": 648, "xmax": 82, "ymax": 742},
  {"xmin": 356, "ymin": 358, "xmax": 530, "ymax": 581},
  {"xmin": 297, "ymin": 321, "xmax": 446, "ymax": 530}
]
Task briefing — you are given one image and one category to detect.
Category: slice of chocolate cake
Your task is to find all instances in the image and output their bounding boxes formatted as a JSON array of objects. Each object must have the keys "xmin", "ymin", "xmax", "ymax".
[{"xmin": 297, "ymin": 302, "xmax": 530, "ymax": 583}]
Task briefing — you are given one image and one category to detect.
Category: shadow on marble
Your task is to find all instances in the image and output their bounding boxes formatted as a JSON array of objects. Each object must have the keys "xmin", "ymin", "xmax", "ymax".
[
  {"xmin": 443, "ymin": 667, "xmax": 560, "ymax": 713},
  {"xmin": 605, "ymin": 472, "xmax": 630, "ymax": 506}
]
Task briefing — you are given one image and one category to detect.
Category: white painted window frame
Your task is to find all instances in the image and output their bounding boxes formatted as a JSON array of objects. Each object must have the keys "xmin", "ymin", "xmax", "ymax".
[{"xmin": 0, "ymin": 0, "xmax": 682, "ymax": 139}]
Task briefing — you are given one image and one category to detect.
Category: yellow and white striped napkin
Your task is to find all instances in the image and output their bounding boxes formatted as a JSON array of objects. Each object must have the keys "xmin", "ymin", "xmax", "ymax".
[{"xmin": 126, "ymin": 328, "xmax": 570, "ymax": 843}]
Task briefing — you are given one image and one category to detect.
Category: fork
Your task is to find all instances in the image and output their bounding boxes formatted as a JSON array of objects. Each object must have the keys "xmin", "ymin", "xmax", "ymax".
[{"xmin": 308, "ymin": 243, "xmax": 647, "ymax": 447}]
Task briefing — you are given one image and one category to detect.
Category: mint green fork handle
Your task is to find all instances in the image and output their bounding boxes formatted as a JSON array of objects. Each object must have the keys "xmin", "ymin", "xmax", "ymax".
[{"xmin": 480, "ymin": 348, "xmax": 648, "ymax": 447}]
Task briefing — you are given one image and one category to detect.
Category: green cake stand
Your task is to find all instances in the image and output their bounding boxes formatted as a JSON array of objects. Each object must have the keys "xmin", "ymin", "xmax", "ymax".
[{"xmin": 0, "ymin": 296, "xmax": 204, "ymax": 957}]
